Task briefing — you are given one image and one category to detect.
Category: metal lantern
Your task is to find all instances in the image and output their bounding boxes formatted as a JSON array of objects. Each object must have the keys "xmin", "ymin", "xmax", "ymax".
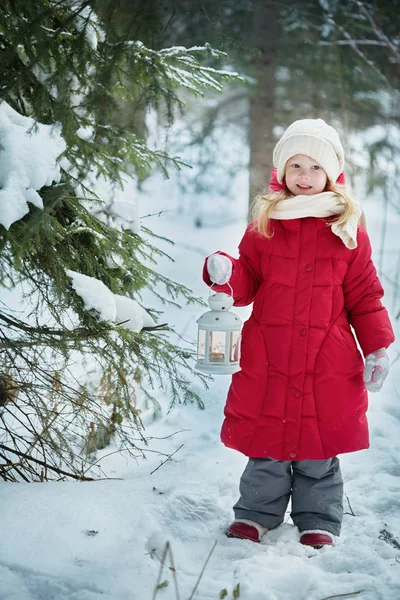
[{"xmin": 195, "ymin": 292, "xmax": 242, "ymax": 375}]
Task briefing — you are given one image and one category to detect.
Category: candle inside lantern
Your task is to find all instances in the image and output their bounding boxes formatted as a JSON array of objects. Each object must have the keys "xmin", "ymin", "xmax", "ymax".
[
  {"xmin": 209, "ymin": 352, "xmax": 225, "ymax": 362},
  {"xmin": 209, "ymin": 331, "xmax": 226, "ymax": 362}
]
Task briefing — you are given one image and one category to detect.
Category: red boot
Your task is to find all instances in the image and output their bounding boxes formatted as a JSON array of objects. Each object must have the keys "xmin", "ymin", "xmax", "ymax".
[
  {"xmin": 226, "ymin": 519, "xmax": 268, "ymax": 543},
  {"xmin": 300, "ymin": 530, "xmax": 334, "ymax": 549}
]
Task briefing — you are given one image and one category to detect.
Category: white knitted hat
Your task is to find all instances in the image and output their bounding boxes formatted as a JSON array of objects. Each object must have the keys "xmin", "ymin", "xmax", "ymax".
[{"xmin": 273, "ymin": 119, "xmax": 345, "ymax": 183}]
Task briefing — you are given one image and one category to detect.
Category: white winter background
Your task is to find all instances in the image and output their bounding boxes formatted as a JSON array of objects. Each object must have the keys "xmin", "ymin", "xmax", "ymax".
[{"xmin": 0, "ymin": 109, "xmax": 400, "ymax": 600}]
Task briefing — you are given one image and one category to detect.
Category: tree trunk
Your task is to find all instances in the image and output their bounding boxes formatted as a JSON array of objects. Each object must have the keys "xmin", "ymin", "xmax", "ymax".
[{"xmin": 248, "ymin": 0, "xmax": 278, "ymax": 220}]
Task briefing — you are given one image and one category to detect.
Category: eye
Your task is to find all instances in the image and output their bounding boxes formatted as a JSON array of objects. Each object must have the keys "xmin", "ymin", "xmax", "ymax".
[
  {"xmin": 311, "ymin": 165, "xmax": 320, "ymax": 170},
  {"xmin": 290, "ymin": 163, "xmax": 300, "ymax": 168}
]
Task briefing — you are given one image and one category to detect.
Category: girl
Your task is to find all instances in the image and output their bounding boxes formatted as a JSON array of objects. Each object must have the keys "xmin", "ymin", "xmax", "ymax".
[{"xmin": 203, "ymin": 119, "xmax": 395, "ymax": 549}]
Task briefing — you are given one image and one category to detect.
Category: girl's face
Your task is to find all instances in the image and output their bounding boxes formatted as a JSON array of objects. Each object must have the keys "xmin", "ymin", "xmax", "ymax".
[{"xmin": 284, "ymin": 154, "xmax": 328, "ymax": 196}]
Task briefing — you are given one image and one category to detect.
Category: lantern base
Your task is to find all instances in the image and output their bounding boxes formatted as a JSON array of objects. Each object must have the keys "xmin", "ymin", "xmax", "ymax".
[{"xmin": 195, "ymin": 361, "xmax": 241, "ymax": 375}]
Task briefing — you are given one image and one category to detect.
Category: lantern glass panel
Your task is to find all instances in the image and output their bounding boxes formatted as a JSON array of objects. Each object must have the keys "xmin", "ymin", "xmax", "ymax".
[
  {"xmin": 197, "ymin": 329, "xmax": 206, "ymax": 361},
  {"xmin": 230, "ymin": 330, "xmax": 241, "ymax": 362},
  {"xmin": 208, "ymin": 331, "xmax": 226, "ymax": 363}
]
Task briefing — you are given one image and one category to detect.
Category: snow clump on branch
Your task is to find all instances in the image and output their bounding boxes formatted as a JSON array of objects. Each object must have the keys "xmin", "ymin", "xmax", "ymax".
[
  {"xmin": 0, "ymin": 102, "xmax": 66, "ymax": 230},
  {"xmin": 66, "ymin": 270, "xmax": 154, "ymax": 331}
]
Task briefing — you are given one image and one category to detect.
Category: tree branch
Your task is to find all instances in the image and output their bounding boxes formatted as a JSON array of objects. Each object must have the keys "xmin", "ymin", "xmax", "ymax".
[
  {"xmin": 321, "ymin": 12, "xmax": 399, "ymax": 93},
  {"xmin": 0, "ymin": 443, "xmax": 94, "ymax": 481},
  {"xmin": 353, "ymin": 0, "xmax": 400, "ymax": 63}
]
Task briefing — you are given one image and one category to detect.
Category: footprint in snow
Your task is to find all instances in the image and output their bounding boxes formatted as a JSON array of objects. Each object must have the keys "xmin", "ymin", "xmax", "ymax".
[{"xmin": 160, "ymin": 492, "xmax": 224, "ymax": 539}]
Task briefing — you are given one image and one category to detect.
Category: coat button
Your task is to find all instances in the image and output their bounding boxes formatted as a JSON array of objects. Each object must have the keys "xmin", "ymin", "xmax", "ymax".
[
  {"xmin": 294, "ymin": 390, "xmax": 301, "ymax": 397},
  {"xmin": 299, "ymin": 328, "xmax": 307, "ymax": 336},
  {"xmin": 305, "ymin": 264, "xmax": 312, "ymax": 271},
  {"xmin": 289, "ymin": 451, "xmax": 297, "ymax": 459}
]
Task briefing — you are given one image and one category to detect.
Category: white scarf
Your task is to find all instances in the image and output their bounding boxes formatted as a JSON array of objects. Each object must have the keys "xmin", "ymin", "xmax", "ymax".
[{"xmin": 269, "ymin": 191, "xmax": 361, "ymax": 249}]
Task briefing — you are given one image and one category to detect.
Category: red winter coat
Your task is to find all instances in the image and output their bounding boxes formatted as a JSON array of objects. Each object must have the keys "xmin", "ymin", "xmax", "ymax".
[{"xmin": 203, "ymin": 218, "xmax": 395, "ymax": 461}]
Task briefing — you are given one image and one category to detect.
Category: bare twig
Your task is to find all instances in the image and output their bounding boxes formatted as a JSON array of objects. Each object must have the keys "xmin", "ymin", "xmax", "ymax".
[
  {"xmin": 150, "ymin": 444, "xmax": 184, "ymax": 475},
  {"xmin": 0, "ymin": 443, "xmax": 94, "ymax": 481},
  {"xmin": 152, "ymin": 542, "xmax": 170, "ymax": 600},
  {"xmin": 319, "ymin": 592, "xmax": 363, "ymax": 600},
  {"xmin": 167, "ymin": 544, "xmax": 179, "ymax": 600},
  {"xmin": 187, "ymin": 540, "xmax": 218, "ymax": 600},
  {"xmin": 141, "ymin": 210, "xmax": 178, "ymax": 219},
  {"xmin": 152, "ymin": 541, "xmax": 180, "ymax": 600},
  {"xmin": 0, "ymin": 453, "xmax": 31, "ymax": 482},
  {"xmin": 343, "ymin": 493, "xmax": 356, "ymax": 517},
  {"xmin": 146, "ymin": 430, "xmax": 190, "ymax": 441},
  {"xmin": 83, "ymin": 446, "xmax": 175, "ymax": 476},
  {"xmin": 150, "ymin": 545, "xmax": 180, "ymax": 599}
]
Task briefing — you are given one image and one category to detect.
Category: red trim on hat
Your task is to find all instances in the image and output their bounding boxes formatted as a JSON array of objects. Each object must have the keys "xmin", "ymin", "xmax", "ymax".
[
  {"xmin": 269, "ymin": 168, "xmax": 286, "ymax": 191},
  {"xmin": 268, "ymin": 167, "xmax": 345, "ymax": 192},
  {"xmin": 336, "ymin": 171, "xmax": 346, "ymax": 185}
]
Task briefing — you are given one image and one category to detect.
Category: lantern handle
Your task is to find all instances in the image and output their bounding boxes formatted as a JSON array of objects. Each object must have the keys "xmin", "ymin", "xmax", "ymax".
[{"xmin": 209, "ymin": 281, "xmax": 234, "ymax": 297}]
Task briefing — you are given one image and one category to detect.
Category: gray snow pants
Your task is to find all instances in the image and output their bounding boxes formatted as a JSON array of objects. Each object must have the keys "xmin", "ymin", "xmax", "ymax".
[{"xmin": 233, "ymin": 457, "xmax": 343, "ymax": 536}]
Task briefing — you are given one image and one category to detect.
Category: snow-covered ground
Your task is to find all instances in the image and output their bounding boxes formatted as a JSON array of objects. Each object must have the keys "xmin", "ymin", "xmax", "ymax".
[{"xmin": 1, "ymin": 151, "xmax": 400, "ymax": 600}]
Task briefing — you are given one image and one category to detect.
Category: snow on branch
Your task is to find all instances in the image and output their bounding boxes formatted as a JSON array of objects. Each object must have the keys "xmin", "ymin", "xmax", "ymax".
[
  {"xmin": 107, "ymin": 40, "xmax": 242, "ymax": 96},
  {"xmin": 66, "ymin": 270, "xmax": 154, "ymax": 331},
  {"xmin": 72, "ymin": 1, "xmax": 105, "ymax": 50},
  {"xmin": 0, "ymin": 102, "xmax": 66, "ymax": 230},
  {"xmin": 318, "ymin": 40, "xmax": 388, "ymax": 47}
]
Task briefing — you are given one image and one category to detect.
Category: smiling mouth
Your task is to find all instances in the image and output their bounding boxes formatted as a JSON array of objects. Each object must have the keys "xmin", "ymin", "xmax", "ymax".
[{"xmin": 297, "ymin": 184, "xmax": 312, "ymax": 189}]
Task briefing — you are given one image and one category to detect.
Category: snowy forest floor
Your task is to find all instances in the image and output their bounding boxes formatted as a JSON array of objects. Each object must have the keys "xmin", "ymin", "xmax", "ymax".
[{"xmin": 1, "ymin": 173, "xmax": 400, "ymax": 600}]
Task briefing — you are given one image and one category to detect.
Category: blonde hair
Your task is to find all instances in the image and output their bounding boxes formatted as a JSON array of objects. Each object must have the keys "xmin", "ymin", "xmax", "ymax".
[{"xmin": 251, "ymin": 181, "xmax": 360, "ymax": 239}]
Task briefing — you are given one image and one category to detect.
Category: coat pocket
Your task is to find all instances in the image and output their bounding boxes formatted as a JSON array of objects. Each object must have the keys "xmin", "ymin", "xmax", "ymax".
[{"xmin": 318, "ymin": 323, "xmax": 362, "ymax": 375}]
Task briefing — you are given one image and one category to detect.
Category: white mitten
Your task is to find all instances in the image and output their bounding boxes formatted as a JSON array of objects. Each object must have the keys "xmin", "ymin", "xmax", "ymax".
[
  {"xmin": 207, "ymin": 253, "xmax": 232, "ymax": 285},
  {"xmin": 363, "ymin": 348, "xmax": 390, "ymax": 392}
]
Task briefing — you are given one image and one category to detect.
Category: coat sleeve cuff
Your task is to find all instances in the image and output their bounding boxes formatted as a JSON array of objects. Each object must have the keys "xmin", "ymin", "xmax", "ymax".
[{"xmin": 351, "ymin": 308, "xmax": 395, "ymax": 357}]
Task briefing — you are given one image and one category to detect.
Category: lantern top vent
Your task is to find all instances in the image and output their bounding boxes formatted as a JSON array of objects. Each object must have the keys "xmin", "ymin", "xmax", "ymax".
[
  {"xmin": 208, "ymin": 292, "xmax": 233, "ymax": 312},
  {"xmin": 196, "ymin": 293, "xmax": 241, "ymax": 332}
]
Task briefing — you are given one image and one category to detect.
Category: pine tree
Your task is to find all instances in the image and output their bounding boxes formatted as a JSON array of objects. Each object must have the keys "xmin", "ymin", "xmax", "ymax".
[{"xmin": 0, "ymin": 1, "xmax": 241, "ymax": 481}]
